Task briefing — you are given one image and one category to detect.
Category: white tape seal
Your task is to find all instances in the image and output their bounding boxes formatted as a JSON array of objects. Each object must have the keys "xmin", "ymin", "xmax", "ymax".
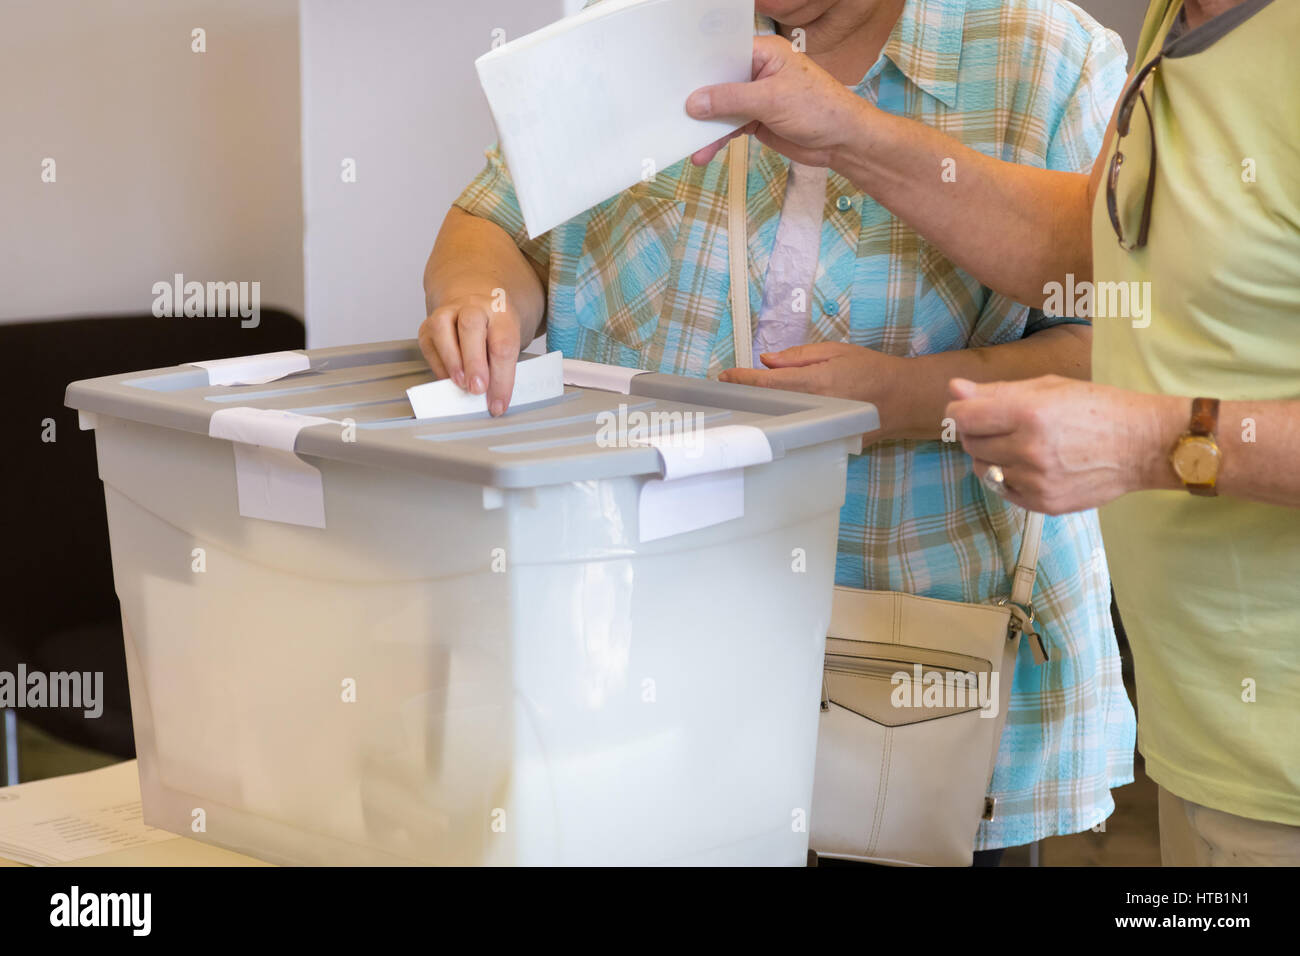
[
  {"xmin": 407, "ymin": 350, "xmax": 564, "ymax": 418},
  {"xmin": 636, "ymin": 425, "xmax": 773, "ymax": 543},
  {"xmin": 209, "ymin": 407, "xmax": 338, "ymax": 528},
  {"xmin": 190, "ymin": 351, "xmax": 310, "ymax": 386},
  {"xmin": 562, "ymin": 358, "xmax": 650, "ymax": 394}
]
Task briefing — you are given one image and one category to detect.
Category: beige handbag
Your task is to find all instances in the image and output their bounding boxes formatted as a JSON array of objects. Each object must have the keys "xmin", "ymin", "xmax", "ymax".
[
  {"xmin": 726, "ymin": 136, "xmax": 1048, "ymax": 867},
  {"xmin": 811, "ymin": 521, "xmax": 1045, "ymax": 867}
]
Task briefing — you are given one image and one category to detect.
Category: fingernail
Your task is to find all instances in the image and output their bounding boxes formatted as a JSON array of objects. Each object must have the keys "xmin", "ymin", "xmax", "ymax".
[
  {"xmin": 686, "ymin": 91, "xmax": 710, "ymax": 118},
  {"xmin": 489, "ymin": 400, "xmax": 504, "ymax": 417},
  {"xmin": 470, "ymin": 375, "xmax": 484, "ymax": 394},
  {"xmin": 453, "ymin": 371, "xmax": 466, "ymax": 388}
]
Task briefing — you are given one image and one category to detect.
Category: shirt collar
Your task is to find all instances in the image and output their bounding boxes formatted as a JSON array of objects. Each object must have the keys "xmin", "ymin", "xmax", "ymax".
[{"xmin": 757, "ymin": 0, "xmax": 967, "ymax": 109}]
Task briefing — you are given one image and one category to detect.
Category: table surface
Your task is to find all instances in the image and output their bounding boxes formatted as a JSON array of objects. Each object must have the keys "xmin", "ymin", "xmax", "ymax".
[
  {"xmin": 0, "ymin": 761, "xmax": 268, "ymax": 867},
  {"xmin": 1, "ymin": 839, "xmax": 267, "ymax": 867}
]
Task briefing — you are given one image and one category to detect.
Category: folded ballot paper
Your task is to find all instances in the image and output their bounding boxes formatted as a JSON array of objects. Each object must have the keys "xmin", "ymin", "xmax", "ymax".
[{"xmin": 475, "ymin": 0, "xmax": 755, "ymax": 238}]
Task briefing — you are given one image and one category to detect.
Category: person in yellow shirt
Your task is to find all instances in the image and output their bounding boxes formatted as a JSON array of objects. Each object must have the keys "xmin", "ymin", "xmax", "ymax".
[{"xmin": 687, "ymin": 0, "xmax": 1299, "ymax": 864}]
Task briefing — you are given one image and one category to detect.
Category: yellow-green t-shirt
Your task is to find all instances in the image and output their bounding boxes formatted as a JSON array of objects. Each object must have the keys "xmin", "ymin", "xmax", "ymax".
[{"xmin": 1091, "ymin": 0, "xmax": 1300, "ymax": 825}]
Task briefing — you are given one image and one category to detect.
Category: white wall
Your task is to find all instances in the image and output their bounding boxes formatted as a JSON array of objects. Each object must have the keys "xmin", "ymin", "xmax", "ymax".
[
  {"xmin": 1073, "ymin": 0, "xmax": 1146, "ymax": 62},
  {"xmin": 0, "ymin": 0, "xmax": 303, "ymax": 323},
  {"xmin": 0, "ymin": 0, "xmax": 1144, "ymax": 335},
  {"xmin": 300, "ymin": 0, "xmax": 565, "ymax": 348}
]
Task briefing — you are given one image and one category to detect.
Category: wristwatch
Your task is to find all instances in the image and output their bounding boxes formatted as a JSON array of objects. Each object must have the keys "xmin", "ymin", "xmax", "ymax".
[{"xmin": 1169, "ymin": 397, "xmax": 1221, "ymax": 496}]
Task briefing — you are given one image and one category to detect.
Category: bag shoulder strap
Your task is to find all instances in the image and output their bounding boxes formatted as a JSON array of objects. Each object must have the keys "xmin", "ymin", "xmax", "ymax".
[
  {"xmin": 1007, "ymin": 510, "xmax": 1048, "ymax": 663},
  {"xmin": 1010, "ymin": 511, "xmax": 1044, "ymax": 608},
  {"xmin": 728, "ymin": 134, "xmax": 1047, "ymax": 658},
  {"xmin": 727, "ymin": 136, "xmax": 752, "ymax": 370}
]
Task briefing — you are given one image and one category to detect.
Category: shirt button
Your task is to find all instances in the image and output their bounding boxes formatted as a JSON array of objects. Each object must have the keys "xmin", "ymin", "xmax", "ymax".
[
  {"xmin": 823, "ymin": 300, "xmax": 840, "ymax": 316},
  {"xmin": 836, "ymin": 195, "xmax": 853, "ymax": 212}
]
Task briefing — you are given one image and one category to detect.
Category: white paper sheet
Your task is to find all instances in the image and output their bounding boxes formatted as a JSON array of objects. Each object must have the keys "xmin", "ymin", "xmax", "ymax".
[
  {"xmin": 636, "ymin": 424, "xmax": 772, "ymax": 541},
  {"xmin": 208, "ymin": 407, "xmax": 338, "ymax": 528},
  {"xmin": 189, "ymin": 351, "xmax": 310, "ymax": 386},
  {"xmin": 642, "ymin": 423, "xmax": 772, "ymax": 478},
  {"xmin": 639, "ymin": 467, "xmax": 746, "ymax": 542},
  {"xmin": 406, "ymin": 350, "xmax": 565, "ymax": 418},
  {"xmin": 562, "ymin": 357, "xmax": 650, "ymax": 394},
  {"xmin": 226, "ymin": 445, "xmax": 328, "ymax": 528},
  {"xmin": 0, "ymin": 762, "xmax": 176, "ymax": 866},
  {"xmin": 476, "ymin": 0, "xmax": 754, "ymax": 237}
]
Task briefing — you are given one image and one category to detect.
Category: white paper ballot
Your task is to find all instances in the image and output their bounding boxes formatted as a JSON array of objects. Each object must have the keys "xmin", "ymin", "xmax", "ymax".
[
  {"xmin": 406, "ymin": 350, "xmax": 565, "ymax": 418},
  {"xmin": 476, "ymin": 0, "xmax": 755, "ymax": 237}
]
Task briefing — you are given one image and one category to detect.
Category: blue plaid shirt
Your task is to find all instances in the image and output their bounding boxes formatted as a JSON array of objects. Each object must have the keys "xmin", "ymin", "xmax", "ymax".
[{"xmin": 456, "ymin": 0, "xmax": 1137, "ymax": 848}]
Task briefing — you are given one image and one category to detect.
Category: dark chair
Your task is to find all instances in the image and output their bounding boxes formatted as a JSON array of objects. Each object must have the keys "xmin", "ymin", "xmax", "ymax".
[{"xmin": 0, "ymin": 311, "xmax": 305, "ymax": 778}]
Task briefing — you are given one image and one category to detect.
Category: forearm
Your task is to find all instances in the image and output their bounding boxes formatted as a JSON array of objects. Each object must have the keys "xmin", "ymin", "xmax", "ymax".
[
  {"xmin": 880, "ymin": 325, "xmax": 1091, "ymax": 442},
  {"xmin": 423, "ymin": 206, "xmax": 547, "ymax": 340},
  {"xmin": 831, "ymin": 102, "xmax": 1094, "ymax": 310},
  {"xmin": 1129, "ymin": 395, "xmax": 1300, "ymax": 508}
]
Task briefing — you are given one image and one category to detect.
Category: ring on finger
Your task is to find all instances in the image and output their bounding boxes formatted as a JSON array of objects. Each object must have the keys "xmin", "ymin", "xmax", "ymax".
[{"xmin": 982, "ymin": 464, "xmax": 1009, "ymax": 497}]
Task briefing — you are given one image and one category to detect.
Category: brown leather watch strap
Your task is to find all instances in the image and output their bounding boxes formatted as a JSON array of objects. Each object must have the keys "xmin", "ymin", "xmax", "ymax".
[
  {"xmin": 1190, "ymin": 397, "xmax": 1220, "ymax": 437},
  {"xmin": 1185, "ymin": 397, "xmax": 1221, "ymax": 497}
]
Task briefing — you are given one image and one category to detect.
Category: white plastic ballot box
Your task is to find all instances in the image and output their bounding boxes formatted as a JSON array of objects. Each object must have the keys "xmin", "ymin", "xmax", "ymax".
[{"xmin": 65, "ymin": 342, "xmax": 878, "ymax": 866}]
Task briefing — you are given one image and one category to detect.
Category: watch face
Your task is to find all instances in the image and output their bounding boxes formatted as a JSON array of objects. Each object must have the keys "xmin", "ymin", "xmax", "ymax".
[{"xmin": 1173, "ymin": 436, "xmax": 1221, "ymax": 485}]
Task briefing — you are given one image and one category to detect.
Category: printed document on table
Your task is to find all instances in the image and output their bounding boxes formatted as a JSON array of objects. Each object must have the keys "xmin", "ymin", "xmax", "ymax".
[{"xmin": 0, "ymin": 761, "xmax": 176, "ymax": 865}]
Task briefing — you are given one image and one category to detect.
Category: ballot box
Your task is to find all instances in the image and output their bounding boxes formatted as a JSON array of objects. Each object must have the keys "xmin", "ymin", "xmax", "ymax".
[{"xmin": 65, "ymin": 341, "xmax": 877, "ymax": 866}]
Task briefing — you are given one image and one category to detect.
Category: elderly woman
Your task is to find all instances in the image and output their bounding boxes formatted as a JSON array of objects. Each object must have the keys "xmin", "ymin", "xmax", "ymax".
[
  {"xmin": 421, "ymin": 0, "xmax": 1137, "ymax": 863},
  {"xmin": 684, "ymin": 0, "xmax": 1300, "ymax": 865}
]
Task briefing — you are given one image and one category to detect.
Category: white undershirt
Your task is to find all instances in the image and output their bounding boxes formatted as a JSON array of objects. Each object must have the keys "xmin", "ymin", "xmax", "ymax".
[{"xmin": 751, "ymin": 161, "xmax": 829, "ymax": 364}]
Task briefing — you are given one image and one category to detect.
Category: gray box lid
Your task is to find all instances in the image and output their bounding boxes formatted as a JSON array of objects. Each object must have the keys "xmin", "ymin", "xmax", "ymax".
[{"xmin": 65, "ymin": 340, "xmax": 879, "ymax": 488}]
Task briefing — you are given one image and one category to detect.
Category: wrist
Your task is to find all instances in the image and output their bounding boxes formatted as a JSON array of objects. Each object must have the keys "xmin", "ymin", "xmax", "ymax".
[
  {"xmin": 831, "ymin": 97, "xmax": 891, "ymax": 190},
  {"xmin": 871, "ymin": 353, "xmax": 929, "ymax": 442},
  {"xmin": 1128, "ymin": 393, "xmax": 1186, "ymax": 492}
]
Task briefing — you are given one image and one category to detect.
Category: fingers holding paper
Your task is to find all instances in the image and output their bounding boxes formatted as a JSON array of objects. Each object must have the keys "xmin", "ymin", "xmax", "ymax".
[
  {"xmin": 687, "ymin": 35, "xmax": 864, "ymax": 168},
  {"xmin": 418, "ymin": 294, "xmax": 521, "ymax": 417}
]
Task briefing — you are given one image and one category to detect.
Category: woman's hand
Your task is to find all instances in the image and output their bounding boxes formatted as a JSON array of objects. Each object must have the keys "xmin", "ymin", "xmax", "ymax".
[
  {"xmin": 686, "ymin": 35, "xmax": 868, "ymax": 168},
  {"xmin": 721, "ymin": 342, "xmax": 900, "ymax": 402},
  {"xmin": 944, "ymin": 376, "xmax": 1182, "ymax": 514},
  {"xmin": 420, "ymin": 207, "xmax": 547, "ymax": 416},
  {"xmin": 721, "ymin": 342, "xmax": 906, "ymax": 444},
  {"xmin": 417, "ymin": 292, "xmax": 525, "ymax": 418}
]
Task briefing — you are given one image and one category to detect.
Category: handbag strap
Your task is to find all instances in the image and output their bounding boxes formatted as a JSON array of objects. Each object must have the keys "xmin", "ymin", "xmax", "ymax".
[
  {"xmin": 1006, "ymin": 510, "xmax": 1048, "ymax": 663},
  {"xmin": 1010, "ymin": 511, "xmax": 1044, "ymax": 607},
  {"xmin": 728, "ymin": 133, "xmax": 1048, "ymax": 660},
  {"xmin": 727, "ymin": 135, "xmax": 753, "ymax": 370}
]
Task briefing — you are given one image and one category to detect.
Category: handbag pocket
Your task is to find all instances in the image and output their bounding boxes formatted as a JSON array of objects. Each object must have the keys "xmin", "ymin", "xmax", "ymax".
[{"xmin": 823, "ymin": 639, "xmax": 994, "ymax": 726}]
